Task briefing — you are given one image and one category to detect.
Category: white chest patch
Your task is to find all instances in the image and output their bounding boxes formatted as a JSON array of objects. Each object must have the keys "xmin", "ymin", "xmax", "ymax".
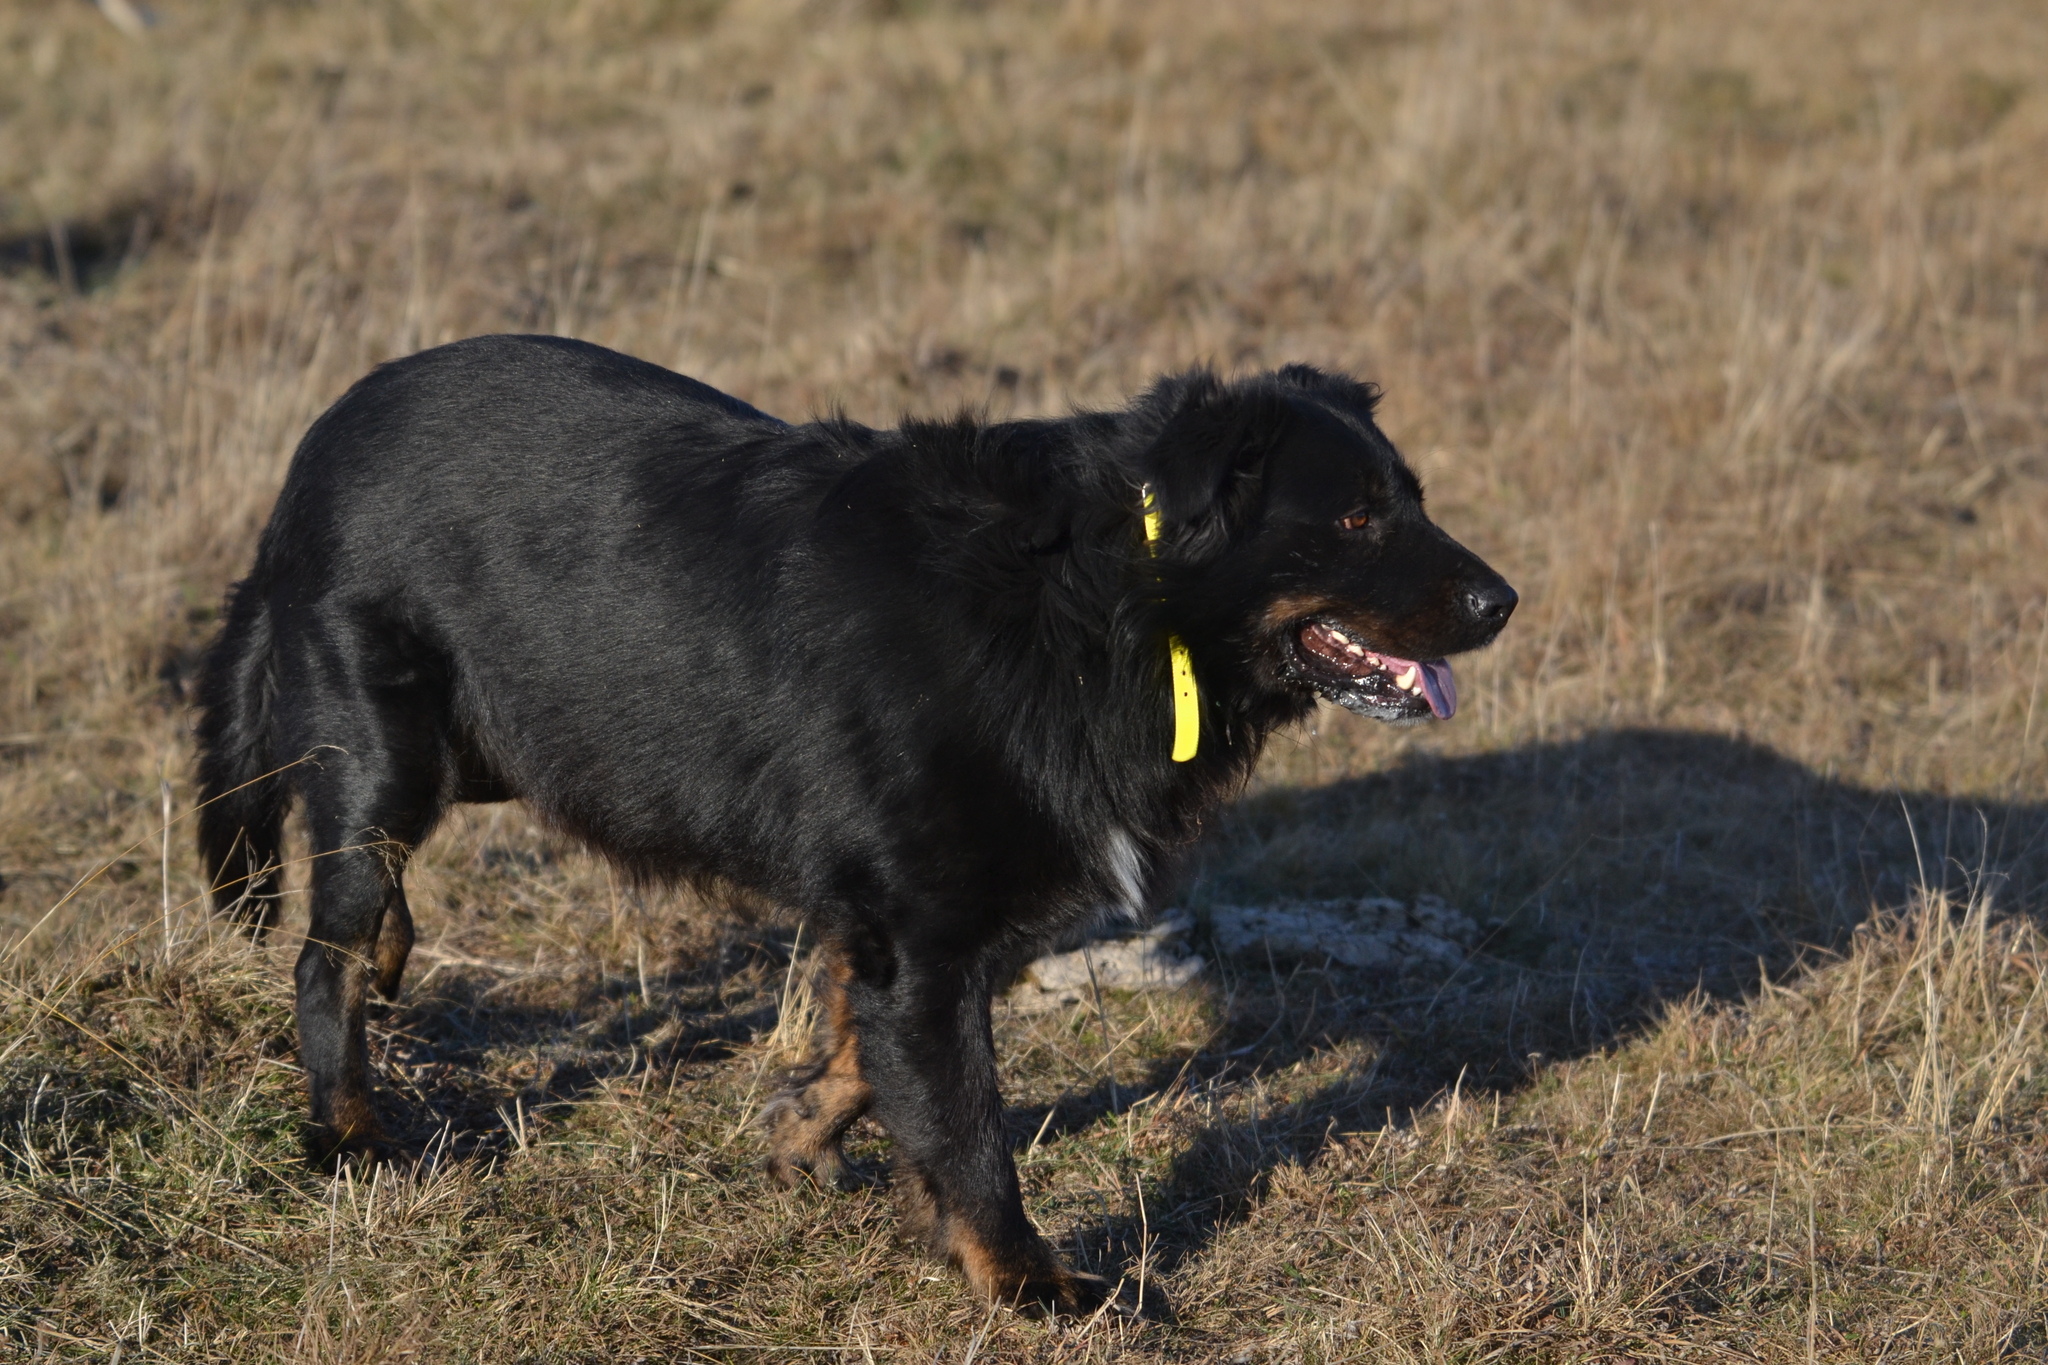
[{"xmin": 1099, "ymin": 827, "xmax": 1149, "ymax": 925}]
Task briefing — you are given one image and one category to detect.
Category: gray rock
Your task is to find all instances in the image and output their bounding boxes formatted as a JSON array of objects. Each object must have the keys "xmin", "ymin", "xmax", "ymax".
[
  {"xmin": 1004, "ymin": 897, "xmax": 1476, "ymax": 1012},
  {"xmin": 1008, "ymin": 912, "xmax": 1203, "ymax": 1011},
  {"xmin": 1206, "ymin": 895, "xmax": 1476, "ymax": 971}
]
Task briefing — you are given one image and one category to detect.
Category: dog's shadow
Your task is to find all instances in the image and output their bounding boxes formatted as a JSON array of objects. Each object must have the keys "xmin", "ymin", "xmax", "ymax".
[
  {"xmin": 1008, "ymin": 727, "xmax": 2048, "ymax": 1289},
  {"xmin": 367, "ymin": 931, "xmax": 791, "ymax": 1161},
  {"xmin": 364, "ymin": 727, "xmax": 2046, "ymax": 1295}
]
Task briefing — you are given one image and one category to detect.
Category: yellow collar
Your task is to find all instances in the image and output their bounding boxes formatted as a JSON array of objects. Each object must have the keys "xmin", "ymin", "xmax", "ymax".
[{"xmin": 1140, "ymin": 486, "xmax": 1199, "ymax": 762}]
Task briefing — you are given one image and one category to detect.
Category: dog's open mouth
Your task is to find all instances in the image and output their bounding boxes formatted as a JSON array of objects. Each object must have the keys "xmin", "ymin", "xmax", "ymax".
[{"xmin": 1291, "ymin": 619, "xmax": 1457, "ymax": 721}]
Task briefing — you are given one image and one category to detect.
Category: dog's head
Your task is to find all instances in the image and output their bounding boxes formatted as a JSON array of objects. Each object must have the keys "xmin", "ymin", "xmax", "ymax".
[{"xmin": 1135, "ymin": 365, "xmax": 1515, "ymax": 724}]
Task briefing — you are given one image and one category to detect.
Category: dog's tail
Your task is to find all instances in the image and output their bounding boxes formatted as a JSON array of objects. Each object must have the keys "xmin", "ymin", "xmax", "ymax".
[{"xmin": 194, "ymin": 581, "xmax": 291, "ymax": 929}]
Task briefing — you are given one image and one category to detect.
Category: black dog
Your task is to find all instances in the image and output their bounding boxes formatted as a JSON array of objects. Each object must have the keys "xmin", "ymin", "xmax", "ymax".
[{"xmin": 194, "ymin": 334, "xmax": 1514, "ymax": 1312}]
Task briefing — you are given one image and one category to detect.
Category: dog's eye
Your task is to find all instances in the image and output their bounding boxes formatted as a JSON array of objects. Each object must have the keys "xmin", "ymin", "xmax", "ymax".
[{"xmin": 1338, "ymin": 511, "xmax": 1370, "ymax": 531}]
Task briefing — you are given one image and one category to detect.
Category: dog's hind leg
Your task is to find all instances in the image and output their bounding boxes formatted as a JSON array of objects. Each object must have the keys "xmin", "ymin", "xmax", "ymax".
[
  {"xmin": 763, "ymin": 943, "xmax": 872, "ymax": 1190},
  {"xmin": 284, "ymin": 617, "xmax": 448, "ymax": 1164},
  {"xmin": 853, "ymin": 947, "xmax": 1110, "ymax": 1315}
]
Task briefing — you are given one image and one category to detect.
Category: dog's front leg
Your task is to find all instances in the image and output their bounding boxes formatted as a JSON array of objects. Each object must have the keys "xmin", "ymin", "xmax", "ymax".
[
  {"xmin": 763, "ymin": 944, "xmax": 873, "ymax": 1190},
  {"xmin": 854, "ymin": 956, "xmax": 1111, "ymax": 1315}
]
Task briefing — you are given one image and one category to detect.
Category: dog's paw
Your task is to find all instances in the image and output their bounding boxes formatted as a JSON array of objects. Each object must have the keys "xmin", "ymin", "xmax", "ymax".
[
  {"xmin": 958, "ymin": 1244, "xmax": 1125, "ymax": 1318},
  {"xmin": 762, "ymin": 1088, "xmax": 868, "ymax": 1192},
  {"xmin": 1016, "ymin": 1268, "xmax": 1118, "ymax": 1318},
  {"xmin": 764, "ymin": 1147, "xmax": 863, "ymax": 1193},
  {"xmin": 304, "ymin": 1122, "xmax": 413, "ymax": 1172}
]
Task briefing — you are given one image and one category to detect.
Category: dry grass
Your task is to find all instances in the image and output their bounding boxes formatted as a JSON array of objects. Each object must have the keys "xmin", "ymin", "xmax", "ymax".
[{"xmin": 2, "ymin": 0, "xmax": 2046, "ymax": 1358}]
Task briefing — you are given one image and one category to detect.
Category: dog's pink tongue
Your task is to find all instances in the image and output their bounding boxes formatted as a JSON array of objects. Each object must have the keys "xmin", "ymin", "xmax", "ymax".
[
  {"xmin": 1379, "ymin": 653, "xmax": 1458, "ymax": 719},
  {"xmin": 1418, "ymin": 659, "xmax": 1457, "ymax": 719}
]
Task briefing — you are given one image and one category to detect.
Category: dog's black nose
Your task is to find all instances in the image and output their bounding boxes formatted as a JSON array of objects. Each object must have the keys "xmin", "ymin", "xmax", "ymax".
[{"xmin": 1464, "ymin": 578, "xmax": 1518, "ymax": 628}]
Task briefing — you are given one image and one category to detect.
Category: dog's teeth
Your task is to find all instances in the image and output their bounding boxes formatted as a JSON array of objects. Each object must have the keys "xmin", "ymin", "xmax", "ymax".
[
  {"xmin": 1395, "ymin": 665, "xmax": 1419, "ymax": 690},
  {"xmin": 1367, "ymin": 654, "xmax": 1380, "ymax": 666},
  {"xmin": 1344, "ymin": 643, "xmax": 1363, "ymax": 656}
]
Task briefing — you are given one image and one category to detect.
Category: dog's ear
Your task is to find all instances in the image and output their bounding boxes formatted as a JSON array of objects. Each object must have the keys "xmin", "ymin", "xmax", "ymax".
[
  {"xmin": 1276, "ymin": 362, "xmax": 1384, "ymax": 416},
  {"xmin": 1138, "ymin": 373, "xmax": 1294, "ymax": 529}
]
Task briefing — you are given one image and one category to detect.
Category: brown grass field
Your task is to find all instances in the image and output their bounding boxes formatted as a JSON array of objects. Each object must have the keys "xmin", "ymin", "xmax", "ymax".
[{"xmin": 4, "ymin": 0, "xmax": 2047, "ymax": 1358}]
